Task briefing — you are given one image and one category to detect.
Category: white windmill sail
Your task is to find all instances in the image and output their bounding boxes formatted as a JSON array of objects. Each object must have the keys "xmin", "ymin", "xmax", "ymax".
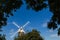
[
  {"xmin": 11, "ymin": 21, "xmax": 30, "ymax": 38},
  {"xmin": 11, "ymin": 29, "xmax": 20, "ymax": 38},
  {"xmin": 12, "ymin": 22, "xmax": 20, "ymax": 28},
  {"xmin": 22, "ymin": 21, "xmax": 30, "ymax": 28}
]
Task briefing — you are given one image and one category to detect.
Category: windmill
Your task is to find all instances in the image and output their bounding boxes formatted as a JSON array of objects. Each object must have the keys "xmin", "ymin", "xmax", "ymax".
[{"xmin": 11, "ymin": 21, "xmax": 30, "ymax": 38}]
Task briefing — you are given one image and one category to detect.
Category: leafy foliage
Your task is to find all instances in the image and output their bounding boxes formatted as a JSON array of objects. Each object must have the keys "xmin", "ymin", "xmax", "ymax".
[
  {"xmin": 25, "ymin": 0, "xmax": 47, "ymax": 11},
  {"xmin": 48, "ymin": 0, "xmax": 60, "ymax": 35},
  {"xmin": 0, "ymin": 0, "xmax": 23, "ymax": 28},
  {"xmin": 25, "ymin": 30, "xmax": 43, "ymax": 40},
  {"xmin": 58, "ymin": 28, "xmax": 60, "ymax": 36},
  {"xmin": 14, "ymin": 29, "xmax": 43, "ymax": 40},
  {"xmin": 0, "ymin": 34, "xmax": 6, "ymax": 40},
  {"xmin": 48, "ymin": 21, "xmax": 57, "ymax": 30}
]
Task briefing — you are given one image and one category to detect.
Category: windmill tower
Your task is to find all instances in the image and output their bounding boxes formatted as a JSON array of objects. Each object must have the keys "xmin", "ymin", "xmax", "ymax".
[
  {"xmin": 18, "ymin": 27, "xmax": 25, "ymax": 36},
  {"xmin": 11, "ymin": 21, "xmax": 30, "ymax": 38}
]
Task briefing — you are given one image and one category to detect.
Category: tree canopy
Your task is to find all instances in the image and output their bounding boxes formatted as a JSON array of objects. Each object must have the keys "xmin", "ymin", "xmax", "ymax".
[
  {"xmin": 48, "ymin": 0, "xmax": 60, "ymax": 35},
  {"xmin": 0, "ymin": 0, "xmax": 23, "ymax": 28},
  {"xmin": 0, "ymin": 34, "xmax": 6, "ymax": 40},
  {"xmin": 25, "ymin": 0, "xmax": 47, "ymax": 11}
]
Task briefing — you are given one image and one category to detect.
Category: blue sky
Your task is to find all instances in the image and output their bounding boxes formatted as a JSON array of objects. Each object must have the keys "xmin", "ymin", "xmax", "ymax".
[{"xmin": 0, "ymin": 1, "xmax": 60, "ymax": 40}]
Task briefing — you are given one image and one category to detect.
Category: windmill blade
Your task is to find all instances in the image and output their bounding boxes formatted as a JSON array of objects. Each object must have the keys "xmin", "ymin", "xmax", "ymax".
[
  {"xmin": 12, "ymin": 22, "xmax": 20, "ymax": 28},
  {"xmin": 11, "ymin": 29, "xmax": 20, "ymax": 38},
  {"xmin": 23, "ymin": 30, "xmax": 26, "ymax": 34},
  {"xmin": 22, "ymin": 21, "xmax": 30, "ymax": 28},
  {"xmin": 11, "ymin": 31, "xmax": 18, "ymax": 38},
  {"xmin": 10, "ymin": 29, "xmax": 14, "ymax": 35}
]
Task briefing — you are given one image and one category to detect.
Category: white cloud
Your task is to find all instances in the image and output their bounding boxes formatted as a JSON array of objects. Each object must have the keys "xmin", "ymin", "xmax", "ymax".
[
  {"xmin": 42, "ymin": 22, "xmax": 47, "ymax": 27},
  {"xmin": 46, "ymin": 29, "xmax": 53, "ymax": 33},
  {"xmin": 42, "ymin": 20, "xmax": 49, "ymax": 28},
  {"xmin": 50, "ymin": 34, "xmax": 60, "ymax": 38},
  {"xmin": 50, "ymin": 34, "xmax": 57, "ymax": 37},
  {"xmin": 49, "ymin": 30, "xmax": 53, "ymax": 32}
]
